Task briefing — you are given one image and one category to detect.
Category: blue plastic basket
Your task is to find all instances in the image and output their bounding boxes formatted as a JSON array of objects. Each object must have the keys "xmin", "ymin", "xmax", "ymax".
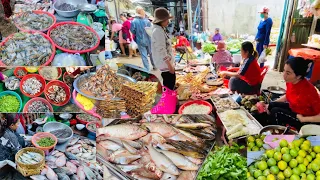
[
  {"xmin": 307, "ymin": 136, "xmax": 320, "ymax": 146},
  {"xmin": 0, "ymin": 91, "xmax": 23, "ymax": 112}
]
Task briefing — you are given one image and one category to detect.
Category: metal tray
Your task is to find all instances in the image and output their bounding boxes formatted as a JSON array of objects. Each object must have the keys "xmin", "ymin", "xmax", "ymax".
[
  {"xmin": 211, "ymin": 94, "xmax": 240, "ymax": 113},
  {"xmin": 73, "ymin": 72, "xmax": 136, "ymax": 100}
]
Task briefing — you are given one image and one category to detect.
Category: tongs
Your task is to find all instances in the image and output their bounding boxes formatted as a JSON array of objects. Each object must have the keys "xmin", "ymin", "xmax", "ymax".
[{"xmin": 282, "ymin": 125, "xmax": 291, "ymax": 135}]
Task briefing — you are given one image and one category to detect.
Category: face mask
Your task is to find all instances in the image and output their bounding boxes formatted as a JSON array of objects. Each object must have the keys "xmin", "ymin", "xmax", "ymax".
[{"xmin": 260, "ymin": 14, "xmax": 265, "ymax": 19}]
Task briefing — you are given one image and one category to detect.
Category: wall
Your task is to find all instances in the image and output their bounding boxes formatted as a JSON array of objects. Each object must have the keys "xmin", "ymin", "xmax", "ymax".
[{"xmin": 207, "ymin": 0, "xmax": 285, "ymax": 36}]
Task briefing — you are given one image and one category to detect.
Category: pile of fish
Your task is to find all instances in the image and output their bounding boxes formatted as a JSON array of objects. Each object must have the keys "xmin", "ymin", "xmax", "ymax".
[
  {"xmin": 22, "ymin": 77, "xmax": 43, "ymax": 95},
  {"xmin": 76, "ymin": 114, "xmax": 100, "ymax": 122},
  {"xmin": 50, "ymin": 129, "xmax": 72, "ymax": 139},
  {"xmin": 46, "ymin": 85, "xmax": 67, "ymax": 103},
  {"xmin": 96, "ymin": 115, "xmax": 216, "ymax": 180},
  {"xmin": 0, "ymin": 32, "xmax": 53, "ymax": 66},
  {"xmin": 87, "ymin": 123, "xmax": 96, "ymax": 132},
  {"xmin": 18, "ymin": 151, "xmax": 43, "ymax": 165},
  {"xmin": 30, "ymin": 149, "xmax": 103, "ymax": 180},
  {"xmin": 27, "ymin": 101, "xmax": 50, "ymax": 113},
  {"xmin": 49, "ymin": 24, "xmax": 98, "ymax": 51},
  {"xmin": 66, "ymin": 136, "xmax": 96, "ymax": 163},
  {"xmin": 14, "ymin": 11, "xmax": 54, "ymax": 31},
  {"xmin": 56, "ymin": 3, "xmax": 77, "ymax": 11},
  {"xmin": 5, "ymin": 76, "xmax": 20, "ymax": 90},
  {"xmin": 17, "ymin": 69, "xmax": 27, "ymax": 76}
]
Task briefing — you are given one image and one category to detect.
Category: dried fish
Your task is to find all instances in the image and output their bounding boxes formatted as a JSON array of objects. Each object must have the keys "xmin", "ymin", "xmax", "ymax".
[
  {"xmin": 22, "ymin": 77, "xmax": 42, "ymax": 95},
  {"xmin": 46, "ymin": 85, "xmax": 66, "ymax": 103},
  {"xmin": 17, "ymin": 69, "xmax": 27, "ymax": 76},
  {"xmin": 14, "ymin": 11, "xmax": 54, "ymax": 31},
  {"xmin": 27, "ymin": 101, "xmax": 50, "ymax": 113},
  {"xmin": 5, "ymin": 76, "xmax": 20, "ymax": 90},
  {"xmin": 18, "ymin": 151, "xmax": 43, "ymax": 164}
]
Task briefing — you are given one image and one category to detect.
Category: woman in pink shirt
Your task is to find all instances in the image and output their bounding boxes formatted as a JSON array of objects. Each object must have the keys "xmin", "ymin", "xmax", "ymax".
[
  {"xmin": 110, "ymin": 20, "xmax": 127, "ymax": 57},
  {"xmin": 120, "ymin": 13, "xmax": 137, "ymax": 58},
  {"xmin": 212, "ymin": 41, "xmax": 233, "ymax": 67}
]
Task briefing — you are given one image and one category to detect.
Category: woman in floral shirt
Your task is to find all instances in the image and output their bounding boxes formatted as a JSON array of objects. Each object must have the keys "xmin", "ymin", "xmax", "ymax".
[{"xmin": 212, "ymin": 41, "xmax": 233, "ymax": 67}]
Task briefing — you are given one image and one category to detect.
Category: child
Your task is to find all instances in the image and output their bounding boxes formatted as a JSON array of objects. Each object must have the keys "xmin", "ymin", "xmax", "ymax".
[{"xmin": 212, "ymin": 41, "xmax": 233, "ymax": 67}]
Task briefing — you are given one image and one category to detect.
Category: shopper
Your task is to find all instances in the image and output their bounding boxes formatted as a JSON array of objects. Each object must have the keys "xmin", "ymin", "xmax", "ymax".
[
  {"xmin": 212, "ymin": 41, "xmax": 233, "ymax": 67},
  {"xmin": 268, "ymin": 57, "xmax": 320, "ymax": 130},
  {"xmin": 255, "ymin": 7, "xmax": 273, "ymax": 67},
  {"xmin": 119, "ymin": 13, "xmax": 137, "ymax": 58},
  {"xmin": 130, "ymin": 6, "xmax": 155, "ymax": 71},
  {"xmin": 109, "ymin": 20, "xmax": 127, "ymax": 57},
  {"xmin": 150, "ymin": 7, "xmax": 177, "ymax": 114},
  {"xmin": 0, "ymin": 0, "xmax": 13, "ymax": 18},
  {"xmin": 212, "ymin": 28, "xmax": 223, "ymax": 44},
  {"xmin": 219, "ymin": 41, "xmax": 261, "ymax": 94}
]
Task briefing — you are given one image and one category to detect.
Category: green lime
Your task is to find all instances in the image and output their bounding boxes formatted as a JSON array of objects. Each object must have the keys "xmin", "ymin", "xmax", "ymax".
[
  {"xmin": 298, "ymin": 164, "xmax": 307, "ymax": 173},
  {"xmin": 258, "ymin": 161, "xmax": 268, "ymax": 171},
  {"xmin": 263, "ymin": 169, "xmax": 271, "ymax": 176},
  {"xmin": 292, "ymin": 167, "xmax": 301, "ymax": 176},
  {"xmin": 280, "ymin": 139, "xmax": 289, "ymax": 148},
  {"xmin": 291, "ymin": 149, "xmax": 299, "ymax": 158},
  {"xmin": 297, "ymin": 156, "xmax": 305, "ymax": 164},
  {"xmin": 290, "ymin": 174, "xmax": 300, "ymax": 180},
  {"xmin": 307, "ymin": 174, "xmax": 315, "ymax": 180},
  {"xmin": 270, "ymin": 166, "xmax": 280, "ymax": 175},
  {"xmin": 282, "ymin": 147, "xmax": 290, "ymax": 154},
  {"xmin": 290, "ymin": 159, "xmax": 298, "ymax": 168},
  {"xmin": 268, "ymin": 158, "xmax": 277, "ymax": 167},
  {"xmin": 266, "ymin": 150, "xmax": 275, "ymax": 159},
  {"xmin": 283, "ymin": 154, "xmax": 293, "ymax": 163},
  {"xmin": 254, "ymin": 170, "xmax": 263, "ymax": 178},
  {"xmin": 274, "ymin": 152, "xmax": 283, "ymax": 161},
  {"xmin": 279, "ymin": 161, "xmax": 288, "ymax": 171},
  {"xmin": 284, "ymin": 167, "xmax": 293, "ymax": 178}
]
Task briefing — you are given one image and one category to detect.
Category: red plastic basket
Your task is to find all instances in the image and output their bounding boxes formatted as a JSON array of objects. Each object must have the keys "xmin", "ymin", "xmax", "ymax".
[
  {"xmin": 13, "ymin": 67, "xmax": 28, "ymax": 79},
  {"xmin": 14, "ymin": 10, "xmax": 57, "ymax": 32},
  {"xmin": 31, "ymin": 132, "xmax": 57, "ymax": 151},
  {"xmin": 44, "ymin": 80, "xmax": 71, "ymax": 106},
  {"xmin": 23, "ymin": 97, "xmax": 53, "ymax": 113},
  {"xmin": 38, "ymin": 67, "xmax": 62, "ymax": 81},
  {"xmin": 86, "ymin": 121, "xmax": 101, "ymax": 134},
  {"xmin": 0, "ymin": 30, "xmax": 56, "ymax": 66},
  {"xmin": 20, "ymin": 74, "xmax": 46, "ymax": 98},
  {"xmin": 47, "ymin": 22, "xmax": 100, "ymax": 53},
  {"xmin": 178, "ymin": 100, "xmax": 213, "ymax": 114}
]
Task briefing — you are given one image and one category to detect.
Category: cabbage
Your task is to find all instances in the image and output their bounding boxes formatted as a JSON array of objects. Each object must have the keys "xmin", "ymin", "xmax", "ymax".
[{"xmin": 202, "ymin": 43, "xmax": 216, "ymax": 53}]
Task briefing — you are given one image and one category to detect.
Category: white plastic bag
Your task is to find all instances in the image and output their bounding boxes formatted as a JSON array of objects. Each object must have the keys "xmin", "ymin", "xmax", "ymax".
[
  {"xmin": 258, "ymin": 49, "xmax": 267, "ymax": 63},
  {"xmin": 130, "ymin": 40, "xmax": 138, "ymax": 50},
  {"xmin": 52, "ymin": 53, "xmax": 86, "ymax": 66}
]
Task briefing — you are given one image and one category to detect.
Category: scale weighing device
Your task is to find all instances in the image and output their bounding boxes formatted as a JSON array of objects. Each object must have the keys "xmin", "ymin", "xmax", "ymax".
[{"xmin": 77, "ymin": 4, "xmax": 97, "ymax": 26}]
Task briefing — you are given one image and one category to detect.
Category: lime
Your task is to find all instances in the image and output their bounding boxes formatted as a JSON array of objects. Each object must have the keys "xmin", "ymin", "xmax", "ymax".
[
  {"xmin": 303, "ymin": 140, "xmax": 311, "ymax": 147},
  {"xmin": 310, "ymin": 152, "xmax": 316, "ymax": 159},
  {"xmin": 277, "ymin": 172, "xmax": 285, "ymax": 180},
  {"xmin": 316, "ymin": 176, "xmax": 320, "ymax": 180},
  {"xmin": 254, "ymin": 170, "xmax": 263, "ymax": 178},
  {"xmin": 248, "ymin": 136, "xmax": 255, "ymax": 143},
  {"xmin": 316, "ymin": 171, "xmax": 320, "ymax": 176},
  {"xmin": 253, "ymin": 146, "xmax": 260, "ymax": 151},
  {"xmin": 311, "ymin": 162, "xmax": 320, "ymax": 172},
  {"xmin": 270, "ymin": 166, "xmax": 280, "ymax": 175},
  {"xmin": 297, "ymin": 156, "xmax": 305, "ymax": 164},
  {"xmin": 298, "ymin": 164, "xmax": 307, "ymax": 173},
  {"xmin": 258, "ymin": 176, "xmax": 267, "ymax": 180},
  {"xmin": 307, "ymin": 174, "xmax": 315, "ymax": 180},
  {"xmin": 282, "ymin": 147, "xmax": 291, "ymax": 154},
  {"xmin": 293, "ymin": 167, "xmax": 301, "ymax": 175},
  {"xmin": 258, "ymin": 161, "xmax": 268, "ymax": 171},
  {"xmin": 275, "ymin": 147, "xmax": 281, "ymax": 152},
  {"xmin": 256, "ymin": 139, "xmax": 264, "ymax": 148},
  {"xmin": 268, "ymin": 158, "xmax": 277, "ymax": 167},
  {"xmin": 284, "ymin": 167, "xmax": 293, "ymax": 178},
  {"xmin": 248, "ymin": 177, "xmax": 255, "ymax": 180},
  {"xmin": 260, "ymin": 135, "xmax": 266, "ymax": 140},
  {"xmin": 301, "ymin": 144, "xmax": 311, "ymax": 152},
  {"xmin": 290, "ymin": 174, "xmax": 301, "ymax": 180},
  {"xmin": 267, "ymin": 174, "xmax": 276, "ymax": 180},
  {"xmin": 301, "ymin": 173, "xmax": 307, "ymax": 178},
  {"xmin": 306, "ymin": 169, "xmax": 313, "ymax": 175},
  {"xmin": 317, "ymin": 154, "xmax": 320, "ymax": 159},
  {"xmin": 299, "ymin": 150, "xmax": 308, "ymax": 158},
  {"xmin": 263, "ymin": 169, "xmax": 271, "ymax": 176},
  {"xmin": 293, "ymin": 140, "xmax": 303, "ymax": 148},
  {"xmin": 283, "ymin": 154, "xmax": 293, "ymax": 163},
  {"xmin": 314, "ymin": 158, "xmax": 320, "ymax": 166},
  {"xmin": 274, "ymin": 152, "xmax": 283, "ymax": 161},
  {"xmin": 279, "ymin": 161, "xmax": 288, "ymax": 171},
  {"xmin": 314, "ymin": 146, "xmax": 320, "ymax": 153},
  {"xmin": 304, "ymin": 158, "xmax": 310, "ymax": 166},
  {"xmin": 266, "ymin": 150, "xmax": 275, "ymax": 159},
  {"xmin": 291, "ymin": 149, "xmax": 299, "ymax": 158},
  {"xmin": 306, "ymin": 155, "xmax": 313, "ymax": 163},
  {"xmin": 255, "ymin": 161, "xmax": 260, "ymax": 168},
  {"xmin": 248, "ymin": 142, "xmax": 255, "ymax": 148},
  {"xmin": 280, "ymin": 139, "xmax": 289, "ymax": 148},
  {"xmin": 290, "ymin": 159, "xmax": 299, "ymax": 168}
]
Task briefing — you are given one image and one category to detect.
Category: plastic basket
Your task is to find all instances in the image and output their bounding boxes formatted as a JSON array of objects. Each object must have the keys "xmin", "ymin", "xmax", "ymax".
[
  {"xmin": 31, "ymin": 132, "xmax": 57, "ymax": 152},
  {"xmin": 86, "ymin": 121, "xmax": 100, "ymax": 137},
  {"xmin": 23, "ymin": 97, "xmax": 53, "ymax": 113},
  {"xmin": 76, "ymin": 113, "xmax": 101, "ymax": 125},
  {"xmin": 178, "ymin": 100, "xmax": 213, "ymax": 114},
  {"xmin": 38, "ymin": 67, "xmax": 62, "ymax": 81},
  {"xmin": 14, "ymin": 67, "xmax": 28, "ymax": 78},
  {"xmin": 47, "ymin": 22, "xmax": 100, "ymax": 53},
  {"xmin": 20, "ymin": 74, "xmax": 46, "ymax": 98},
  {"xmin": 0, "ymin": 91, "xmax": 23, "ymax": 112},
  {"xmin": 0, "ymin": 31, "xmax": 56, "ymax": 66},
  {"xmin": 44, "ymin": 80, "xmax": 71, "ymax": 106},
  {"xmin": 14, "ymin": 10, "xmax": 57, "ymax": 32}
]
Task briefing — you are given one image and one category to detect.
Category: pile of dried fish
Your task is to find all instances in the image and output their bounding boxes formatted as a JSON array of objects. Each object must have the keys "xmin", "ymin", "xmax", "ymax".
[
  {"xmin": 50, "ymin": 129, "xmax": 72, "ymax": 139},
  {"xmin": 27, "ymin": 101, "xmax": 50, "ymax": 113},
  {"xmin": 56, "ymin": 3, "xmax": 77, "ymax": 11},
  {"xmin": 80, "ymin": 65, "xmax": 124, "ymax": 99},
  {"xmin": 66, "ymin": 136, "xmax": 96, "ymax": 163},
  {"xmin": 96, "ymin": 114, "xmax": 216, "ymax": 180},
  {"xmin": 18, "ymin": 151, "xmax": 43, "ymax": 165},
  {"xmin": 14, "ymin": 11, "xmax": 54, "ymax": 31},
  {"xmin": 5, "ymin": 76, "xmax": 20, "ymax": 90},
  {"xmin": 96, "ymin": 99, "xmax": 126, "ymax": 118},
  {"xmin": 46, "ymin": 85, "xmax": 66, "ymax": 103},
  {"xmin": 211, "ymin": 95, "xmax": 240, "ymax": 113},
  {"xmin": 31, "ymin": 148, "xmax": 103, "ymax": 180},
  {"xmin": 17, "ymin": 69, "xmax": 27, "ymax": 76},
  {"xmin": 22, "ymin": 77, "xmax": 43, "ymax": 95},
  {"xmin": 0, "ymin": 32, "xmax": 53, "ymax": 66},
  {"xmin": 39, "ymin": 67, "xmax": 59, "ymax": 80},
  {"xmin": 77, "ymin": 113, "xmax": 100, "ymax": 122},
  {"xmin": 49, "ymin": 24, "xmax": 98, "ymax": 51},
  {"xmin": 119, "ymin": 81, "xmax": 158, "ymax": 117}
]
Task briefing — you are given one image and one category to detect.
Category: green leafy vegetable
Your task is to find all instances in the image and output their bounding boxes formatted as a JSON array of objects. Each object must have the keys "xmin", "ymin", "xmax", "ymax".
[
  {"xmin": 0, "ymin": 95, "xmax": 20, "ymax": 112},
  {"xmin": 37, "ymin": 137, "xmax": 55, "ymax": 147},
  {"xmin": 197, "ymin": 143, "xmax": 247, "ymax": 180},
  {"xmin": 202, "ymin": 43, "xmax": 216, "ymax": 53},
  {"xmin": 226, "ymin": 39, "xmax": 242, "ymax": 51}
]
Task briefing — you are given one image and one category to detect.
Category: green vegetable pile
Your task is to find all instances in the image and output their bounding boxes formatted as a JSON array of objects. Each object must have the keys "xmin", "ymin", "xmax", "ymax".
[
  {"xmin": 0, "ymin": 95, "xmax": 20, "ymax": 112},
  {"xmin": 197, "ymin": 143, "xmax": 247, "ymax": 180},
  {"xmin": 37, "ymin": 137, "xmax": 55, "ymax": 147},
  {"xmin": 226, "ymin": 39, "xmax": 242, "ymax": 52},
  {"xmin": 202, "ymin": 43, "xmax": 216, "ymax": 53}
]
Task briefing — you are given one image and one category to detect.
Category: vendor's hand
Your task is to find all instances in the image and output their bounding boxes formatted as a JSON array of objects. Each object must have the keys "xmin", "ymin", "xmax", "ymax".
[
  {"xmin": 263, "ymin": 45, "xmax": 268, "ymax": 49},
  {"xmin": 297, "ymin": 114, "xmax": 306, "ymax": 123},
  {"xmin": 219, "ymin": 71, "xmax": 227, "ymax": 77}
]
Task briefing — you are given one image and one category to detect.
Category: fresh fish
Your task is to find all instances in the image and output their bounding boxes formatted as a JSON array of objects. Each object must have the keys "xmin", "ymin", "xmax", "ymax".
[
  {"xmin": 66, "ymin": 161, "xmax": 78, "ymax": 174},
  {"xmin": 140, "ymin": 133, "xmax": 166, "ymax": 144},
  {"xmin": 158, "ymin": 150, "xmax": 198, "ymax": 170},
  {"xmin": 81, "ymin": 152, "xmax": 95, "ymax": 160},
  {"xmin": 57, "ymin": 173, "xmax": 70, "ymax": 180},
  {"xmin": 55, "ymin": 154, "xmax": 66, "ymax": 167},
  {"xmin": 46, "ymin": 161, "xmax": 57, "ymax": 169},
  {"xmin": 141, "ymin": 123, "xmax": 178, "ymax": 138},
  {"xmin": 45, "ymin": 155, "xmax": 57, "ymax": 162},
  {"xmin": 175, "ymin": 129, "xmax": 204, "ymax": 143},
  {"xmin": 109, "ymin": 154, "xmax": 141, "ymax": 165},
  {"xmin": 156, "ymin": 143, "xmax": 176, "ymax": 151},
  {"xmin": 68, "ymin": 137, "xmax": 80, "ymax": 146},
  {"xmin": 30, "ymin": 175, "xmax": 48, "ymax": 180},
  {"xmin": 122, "ymin": 141, "xmax": 138, "ymax": 154},
  {"xmin": 99, "ymin": 137, "xmax": 142, "ymax": 149},
  {"xmin": 170, "ymin": 149, "xmax": 205, "ymax": 159},
  {"xmin": 98, "ymin": 140, "xmax": 123, "ymax": 151},
  {"xmin": 132, "ymin": 174, "xmax": 153, "ymax": 180},
  {"xmin": 46, "ymin": 166, "xmax": 58, "ymax": 180},
  {"xmin": 65, "ymin": 152, "xmax": 78, "ymax": 160},
  {"xmin": 177, "ymin": 128, "xmax": 215, "ymax": 140},
  {"xmin": 185, "ymin": 156, "xmax": 203, "ymax": 165},
  {"xmin": 171, "ymin": 115, "xmax": 182, "ymax": 124},
  {"xmin": 96, "ymin": 124, "xmax": 147, "ymax": 140},
  {"xmin": 83, "ymin": 165, "xmax": 96, "ymax": 180},
  {"xmin": 117, "ymin": 164, "xmax": 143, "ymax": 172},
  {"xmin": 41, "ymin": 167, "xmax": 48, "ymax": 175},
  {"xmin": 147, "ymin": 145, "xmax": 179, "ymax": 175},
  {"xmin": 175, "ymin": 123, "xmax": 211, "ymax": 129},
  {"xmin": 177, "ymin": 171, "xmax": 196, "ymax": 180},
  {"xmin": 66, "ymin": 144, "xmax": 81, "ymax": 153},
  {"xmin": 70, "ymin": 175, "xmax": 79, "ymax": 180},
  {"xmin": 77, "ymin": 166, "xmax": 86, "ymax": 180},
  {"xmin": 161, "ymin": 173, "xmax": 177, "ymax": 180},
  {"xmin": 132, "ymin": 168, "xmax": 163, "ymax": 179},
  {"xmin": 168, "ymin": 133, "xmax": 193, "ymax": 142}
]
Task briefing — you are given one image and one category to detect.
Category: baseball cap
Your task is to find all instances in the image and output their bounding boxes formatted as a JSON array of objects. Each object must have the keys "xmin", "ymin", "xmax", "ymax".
[{"xmin": 259, "ymin": 7, "xmax": 269, "ymax": 13}]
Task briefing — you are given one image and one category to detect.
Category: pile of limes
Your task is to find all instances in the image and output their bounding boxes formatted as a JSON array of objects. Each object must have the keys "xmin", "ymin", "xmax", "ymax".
[
  {"xmin": 248, "ymin": 138, "xmax": 320, "ymax": 180},
  {"xmin": 248, "ymin": 135, "xmax": 266, "ymax": 151}
]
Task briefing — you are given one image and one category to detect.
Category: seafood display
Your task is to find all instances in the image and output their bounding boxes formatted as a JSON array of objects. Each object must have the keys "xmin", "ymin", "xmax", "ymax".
[
  {"xmin": 96, "ymin": 99, "xmax": 126, "ymax": 118},
  {"xmin": 0, "ymin": 32, "xmax": 53, "ymax": 66},
  {"xmin": 119, "ymin": 81, "xmax": 158, "ymax": 117},
  {"xmin": 87, "ymin": 123, "xmax": 96, "ymax": 132},
  {"xmin": 0, "ymin": 95, "xmax": 20, "ymax": 112},
  {"xmin": 27, "ymin": 101, "xmax": 50, "ymax": 112},
  {"xmin": 5, "ymin": 76, "xmax": 20, "ymax": 90},
  {"xmin": 46, "ymin": 85, "xmax": 66, "ymax": 103},
  {"xmin": 49, "ymin": 24, "xmax": 98, "ymax": 51},
  {"xmin": 18, "ymin": 151, "xmax": 43, "ymax": 165},
  {"xmin": 97, "ymin": 114, "xmax": 216, "ymax": 180},
  {"xmin": 17, "ymin": 69, "xmax": 27, "ymax": 76},
  {"xmin": 66, "ymin": 136, "xmax": 96, "ymax": 163},
  {"xmin": 182, "ymin": 104, "xmax": 211, "ymax": 114},
  {"xmin": 14, "ymin": 11, "xmax": 54, "ymax": 31},
  {"xmin": 56, "ymin": 3, "xmax": 77, "ymax": 11},
  {"xmin": 211, "ymin": 95, "xmax": 240, "ymax": 113},
  {"xmin": 37, "ymin": 137, "xmax": 55, "ymax": 147},
  {"xmin": 50, "ymin": 129, "xmax": 72, "ymax": 139},
  {"xmin": 22, "ymin": 77, "xmax": 43, "ymax": 95},
  {"xmin": 38, "ymin": 67, "xmax": 59, "ymax": 80},
  {"xmin": 76, "ymin": 113, "xmax": 100, "ymax": 122}
]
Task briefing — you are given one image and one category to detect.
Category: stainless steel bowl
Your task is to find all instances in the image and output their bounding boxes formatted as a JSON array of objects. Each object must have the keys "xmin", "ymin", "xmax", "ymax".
[
  {"xmin": 259, "ymin": 125, "xmax": 298, "ymax": 135},
  {"xmin": 43, "ymin": 122, "xmax": 73, "ymax": 144},
  {"xmin": 267, "ymin": 86, "xmax": 286, "ymax": 95},
  {"xmin": 53, "ymin": 0, "xmax": 87, "ymax": 18}
]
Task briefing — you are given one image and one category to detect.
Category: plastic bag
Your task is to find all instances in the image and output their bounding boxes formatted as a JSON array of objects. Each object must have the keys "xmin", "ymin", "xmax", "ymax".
[
  {"xmin": 130, "ymin": 40, "xmax": 138, "ymax": 50},
  {"xmin": 52, "ymin": 53, "xmax": 86, "ymax": 66},
  {"xmin": 258, "ymin": 49, "xmax": 267, "ymax": 63}
]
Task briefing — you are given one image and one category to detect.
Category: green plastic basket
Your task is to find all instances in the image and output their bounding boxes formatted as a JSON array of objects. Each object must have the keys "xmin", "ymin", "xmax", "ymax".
[{"xmin": 0, "ymin": 90, "xmax": 23, "ymax": 112}]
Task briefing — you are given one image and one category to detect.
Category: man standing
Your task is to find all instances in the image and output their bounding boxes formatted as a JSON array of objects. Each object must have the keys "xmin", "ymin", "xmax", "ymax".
[{"xmin": 130, "ymin": 6, "xmax": 155, "ymax": 71}]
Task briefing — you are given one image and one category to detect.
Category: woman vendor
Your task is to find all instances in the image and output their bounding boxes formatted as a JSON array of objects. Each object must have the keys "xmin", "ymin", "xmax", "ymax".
[
  {"xmin": 268, "ymin": 57, "xmax": 320, "ymax": 130},
  {"xmin": 219, "ymin": 41, "xmax": 261, "ymax": 94}
]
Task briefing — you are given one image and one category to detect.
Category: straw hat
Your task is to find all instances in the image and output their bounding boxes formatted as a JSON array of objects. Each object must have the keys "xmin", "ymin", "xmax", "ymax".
[{"xmin": 153, "ymin": 7, "xmax": 173, "ymax": 24}]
